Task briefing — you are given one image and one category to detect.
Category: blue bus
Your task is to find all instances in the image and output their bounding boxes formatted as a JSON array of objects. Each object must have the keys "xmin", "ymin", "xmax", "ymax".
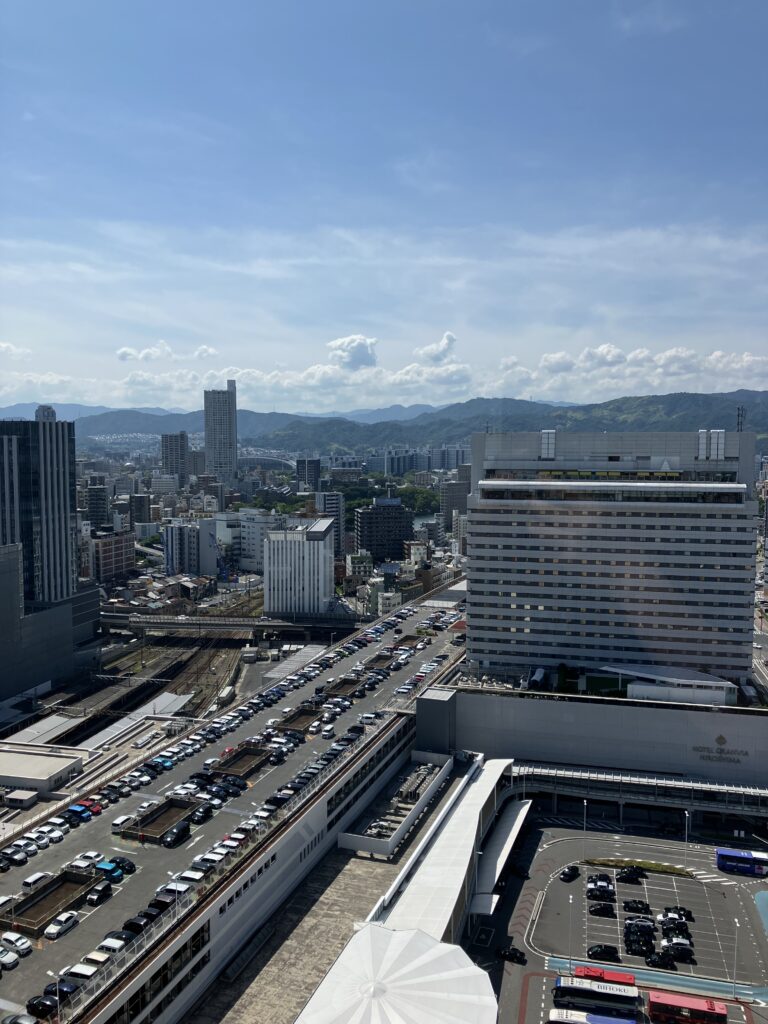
[{"xmin": 715, "ymin": 847, "xmax": 768, "ymax": 876}]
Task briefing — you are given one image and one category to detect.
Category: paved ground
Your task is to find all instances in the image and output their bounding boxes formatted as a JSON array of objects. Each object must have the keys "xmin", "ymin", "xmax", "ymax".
[
  {"xmin": 461, "ymin": 821, "xmax": 768, "ymax": 1024},
  {"xmin": 185, "ymin": 773, "xmax": 464, "ymax": 1024},
  {"xmin": 0, "ymin": 611, "xmax": 463, "ymax": 1014}
]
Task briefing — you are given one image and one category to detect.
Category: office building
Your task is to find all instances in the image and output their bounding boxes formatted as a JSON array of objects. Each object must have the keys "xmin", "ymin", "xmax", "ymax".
[
  {"xmin": 0, "ymin": 544, "xmax": 75, "ymax": 700},
  {"xmin": 161, "ymin": 431, "xmax": 189, "ymax": 485},
  {"xmin": 129, "ymin": 493, "xmax": 151, "ymax": 528},
  {"xmin": 439, "ymin": 473, "xmax": 470, "ymax": 528},
  {"xmin": 90, "ymin": 529, "xmax": 136, "ymax": 585},
  {"xmin": 296, "ymin": 457, "xmax": 321, "ymax": 491},
  {"xmin": 263, "ymin": 518, "xmax": 334, "ymax": 616},
  {"xmin": 314, "ymin": 490, "xmax": 346, "ymax": 557},
  {"xmin": 188, "ymin": 449, "xmax": 206, "ymax": 478},
  {"xmin": 466, "ymin": 429, "xmax": 757, "ymax": 682},
  {"xmin": 204, "ymin": 379, "xmax": 238, "ymax": 484},
  {"xmin": 85, "ymin": 484, "xmax": 110, "ymax": 529},
  {"xmin": 0, "ymin": 406, "xmax": 77, "ymax": 605},
  {"xmin": 354, "ymin": 497, "xmax": 414, "ymax": 564},
  {"xmin": 163, "ymin": 518, "xmax": 219, "ymax": 577}
]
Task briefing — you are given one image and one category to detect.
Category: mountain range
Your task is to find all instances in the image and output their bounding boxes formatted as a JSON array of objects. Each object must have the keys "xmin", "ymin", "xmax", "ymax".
[{"xmin": 2, "ymin": 391, "xmax": 766, "ymax": 453}]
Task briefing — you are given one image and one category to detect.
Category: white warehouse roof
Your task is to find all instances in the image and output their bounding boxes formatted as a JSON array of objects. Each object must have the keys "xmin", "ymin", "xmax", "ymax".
[{"xmin": 295, "ymin": 923, "xmax": 497, "ymax": 1024}]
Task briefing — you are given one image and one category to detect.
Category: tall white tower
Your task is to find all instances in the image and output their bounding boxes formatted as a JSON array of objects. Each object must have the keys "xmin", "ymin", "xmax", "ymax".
[{"xmin": 204, "ymin": 379, "xmax": 238, "ymax": 485}]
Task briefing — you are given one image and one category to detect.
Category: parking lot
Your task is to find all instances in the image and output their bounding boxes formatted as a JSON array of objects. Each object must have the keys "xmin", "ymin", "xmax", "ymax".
[
  {"xmin": 0, "ymin": 601, "xmax": 465, "ymax": 1015},
  {"xmin": 531, "ymin": 835, "xmax": 767, "ymax": 984}
]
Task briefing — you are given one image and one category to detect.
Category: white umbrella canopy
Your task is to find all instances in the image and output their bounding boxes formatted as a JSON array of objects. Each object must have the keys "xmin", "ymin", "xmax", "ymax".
[{"xmin": 296, "ymin": 923, "xmax": 498, "ymax": 1024}]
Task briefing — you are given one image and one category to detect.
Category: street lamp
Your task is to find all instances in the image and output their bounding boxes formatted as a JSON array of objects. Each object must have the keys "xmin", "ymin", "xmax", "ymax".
[
  {"xmin": 46, "ymin": 970, "xmax": 62, "ymax": 1016},
  {"xmin": 583, "ymin": 799, "xmax": 588, "ymax": 864},
  {"xmin": 733, "ymin": 918, "xmax": 740, "ymax": 999},
  {"xmin": 568, "ymin": 894, "xmax": 574, "ymax": 973},
  {"xmin": 684, "ymin": 810, "xmax": 690, "ymax": 868}
]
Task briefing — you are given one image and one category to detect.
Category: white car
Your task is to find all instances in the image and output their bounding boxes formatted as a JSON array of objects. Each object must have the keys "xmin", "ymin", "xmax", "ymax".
[
  {"xmin": 78, "ymin": 851, "xmax": 103, "ymax": 866},
  {"xmin": 22, "ymin": 831, "xmax": 49, "ymax": 850},
  {"xmin": 44, "ymin": 911, "xmax": 79, "ymax": 940},
  {"xmin": 0, "ymin": 947, "xmax": 19, "ymax": 969},
  {"xmin": 308, "ymin": 721, "xmax": 322, "ymax": 735},
  {"xmin": 11, "ymin": 839, "xmax": 38, "ymax": 858},
  {"xmin": 204, "ymin": 757, "xmax": 220, "ymax": 769},
  {"xmin": 137, "ymin": 800, "xmax": 159, "ymax": 815},
  {"xmin": 36, "ymin": 825, "xmax": 65, "ymax": 844},
  {"xmin": 1, "ymin": 931, "xmax": 32, "ymax": 956}
]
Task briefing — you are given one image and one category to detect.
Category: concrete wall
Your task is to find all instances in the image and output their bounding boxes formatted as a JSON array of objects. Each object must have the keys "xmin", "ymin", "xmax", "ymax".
[{"xmin": 416, "ymin": 688, "xmax": 768, "ymax": 785}]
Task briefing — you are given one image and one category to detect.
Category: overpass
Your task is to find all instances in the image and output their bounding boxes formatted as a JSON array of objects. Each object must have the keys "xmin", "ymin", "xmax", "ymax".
[{"xmin": 122, "ymin": 613, "xmax": 361, "ymax": 640}]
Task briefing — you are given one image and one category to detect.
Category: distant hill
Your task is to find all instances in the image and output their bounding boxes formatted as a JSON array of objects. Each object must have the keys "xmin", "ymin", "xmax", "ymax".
[
  {"xmin": 70, "ymin": 389, "xmax": 768, "ymax": 453},
  {"xmin": 327, "ymin": 403, "xmax": 443, "ymax": 423},
  {"xmin": 0, "ymin": 402, "xmax": 184, "ymax": 421}
]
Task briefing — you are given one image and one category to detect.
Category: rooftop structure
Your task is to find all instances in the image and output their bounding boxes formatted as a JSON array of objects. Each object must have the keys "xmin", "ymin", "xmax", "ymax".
[{"xmin": 295, "ymin": 923, "xmax": 497, "ymax": 1024}]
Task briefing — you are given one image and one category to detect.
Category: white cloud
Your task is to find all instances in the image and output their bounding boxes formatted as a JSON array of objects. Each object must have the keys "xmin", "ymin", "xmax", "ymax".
[
  {"xmin": 414, "ymin": 331, "xmax": 457, "ymax": 365},
  {"xmin": 612, "ymin": 0, "xmax": 686, "ymax": 37},
  {"xmin": 116, "ymin": 339, "xmax": 176, "ymax": 362},
  {"xmin": 494, "ymin": 343, "xmax": 768, "ymax": 402},
  {"xmin": 193, "ymin": 344, "xmax": 218, "ymax": 360},
  {"xmin": 326, "ymin": 335, "xmax": 378, "ymax": 369},
  {"xmin": 0, "ymin": 341, "xmax": 31, "ymax": 359}
]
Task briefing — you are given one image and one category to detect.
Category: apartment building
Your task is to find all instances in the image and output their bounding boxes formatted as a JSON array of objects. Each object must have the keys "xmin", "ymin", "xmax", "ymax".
[
  {"xmin": 296, "ymin": 457, "xmax": 321, "ymax": 491},
  {"xmin": 263, "ymin": 517, "xmax": 334, "ymax": 616},
  {"xmin": 161, "ymin": 431, "xmax": 189, "ymax": 486},
  {"xmin": 314, "ymin": 490, "xmax": 346, "ymax": 557},
  {"xmin": 466, "ymin": 430, "xmax": 757, "ymax": 682},
  {"xmin": 204, "ymin": 379, "xmax": 238, "ymax": 484},
  {"xmin": 354, "ymin": 497, "xmax": 414, "ymax": 564}
]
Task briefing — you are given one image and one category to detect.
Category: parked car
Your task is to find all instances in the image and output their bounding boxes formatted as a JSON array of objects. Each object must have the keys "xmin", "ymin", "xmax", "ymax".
[
  {"xmin": 587, "ymin": 943, "xmax": 620, "ymax": 962},
  {"xmin": 1, "ymin": 932, "xmax": 33, "ymax": 956},
  {"xmin": 589, "ymin": 902, "xmax": 615, "ymax": 918},
  {"xmin": 560, "ymin": 865, "xmax": 579, "ymax": 882},
  {"xmin": 44, "ymin": 912, "xmax": 79, "ymax": 940}
]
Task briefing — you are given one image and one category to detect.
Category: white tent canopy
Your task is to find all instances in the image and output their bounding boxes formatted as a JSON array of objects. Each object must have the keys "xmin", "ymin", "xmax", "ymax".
[{"xmin": 296, "ymin": 922, "xmax": 498, "ymax": 1024}]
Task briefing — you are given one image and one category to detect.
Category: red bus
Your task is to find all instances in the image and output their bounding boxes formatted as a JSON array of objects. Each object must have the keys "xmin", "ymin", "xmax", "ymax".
[
  {"xmin": 575, "ymin": 968, "xmax": 636, "ymax": 987},
  {"xmin": 648, "ymin": 992, "xmax": 728, "ymax": 1024}
]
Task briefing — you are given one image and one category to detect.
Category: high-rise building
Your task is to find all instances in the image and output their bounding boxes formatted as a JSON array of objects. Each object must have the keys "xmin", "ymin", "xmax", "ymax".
[
  {"xmin": 204, "ymin": 379, "xmax": 238, "ymax": 484},
  {"xmin": 0, "ymin": 406, "xmax": 77, "ymax": 605},
  {"xmin": 187, "ymin": 449, "xmax": 206, "ymax": 478},
  {"xmin": 296, "ymin": 458, "xmax": 322, "ymax": 491},
  {"xmin": 263, "ymin": 518, "xmax": 334, "ymax": 617},
  {"xmin": 163, "ymin": 518, "xmax": 219, "ymax": 577},
  {"xmin": 86, "ymin": 484, "xmax": 110, "ymax": 528},
  {"xmin": 354, "ymin": 497, "xmax": 414, "ymax": 564},
  {"xmin": 161, "ymin": 431, "xmax": 189, "ymax": 486},
  {"xmin": 439, "ymin": 475, "xmax": 470, "ymax": 528},
  {"xmin": 466, "ymin": 429, "xmax": 757, "ymax": 682},
  {"xmin": 129, "ymin": 493, "xmax": 151, "ymax": 527},
  {"xmin": 314, "ymin": 491, "xmax": 345, "ymax": 557}
]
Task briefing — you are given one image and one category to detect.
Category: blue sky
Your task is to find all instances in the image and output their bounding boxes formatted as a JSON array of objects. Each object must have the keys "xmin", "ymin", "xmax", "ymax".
[{"xmin": 1, "ymin": 0, "xmax": 767, "ymax": 411}]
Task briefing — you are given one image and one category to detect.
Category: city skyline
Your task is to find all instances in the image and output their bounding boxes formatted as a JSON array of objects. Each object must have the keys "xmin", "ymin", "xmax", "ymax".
[{"xmin": 1, "ymin": 1, "xmax": 767, "ymax": 411}]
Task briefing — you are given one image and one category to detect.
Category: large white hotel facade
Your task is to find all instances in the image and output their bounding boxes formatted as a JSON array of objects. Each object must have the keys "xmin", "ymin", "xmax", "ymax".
[{"xmin": 466, "ymin": 429, "xmax": 758, "ymax": 683}]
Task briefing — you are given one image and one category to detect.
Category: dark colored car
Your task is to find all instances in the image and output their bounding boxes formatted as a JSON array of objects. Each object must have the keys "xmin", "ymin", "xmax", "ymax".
[
  {"xmin": 587, "ymin": 944, "xmax": 620, "ymax": 962},
  {"xmin": 25, "ymin": 996, "xmax": 60, "ymax": 1019},
  {"xmin": 497, "ymin": 944, "xmax": 526, "ymax": 963},
  {"xmin": 589, "ymin": 903, "xmax": 615, "ymax": 917},
  {"xmin": 123, "ymin": 915, "xmax": 152, "ymax": 935},
  {"xmin": 0, "ymin": 855, "xmax": 12, "ymax": 872},
  {"xmin": 222, "ymin": 775, "xmax": 248, "ymax": 791},
  {"xmin": 624, "ymin": 899, "xmax": 651, "ymax": 914},
  {"xmin": 59, "ymin": 811, "xmax": 81, "ymax": 828},
  {"xmin": 586, "ymin": 888, "xmax": 613, "ymax": 901},
  {"xmin": 560, "ymin": 865, "xmax": 579, "ymax": 882},
  {"xmin": 268, "ymin": 752, "xmax": 285, "ymax": 766},
  {"xmin": 353, "ymin": 688, "xmax": 366, "ymax": 699},
  {"xmin": 188, "ymin": 804, "xmax": 213, "ymax": 825},
  {"xmin": 617, "ymin": 870, "xmax": 641, "ymax": 884},
  {"xmin": 646, "ymin": 951, "xmax": 677, "ymax": 970},
  {"xmin": 218, "ymin": 783, "xmax": 241, "ymax": 799},
  {"xmin": 162, "ymin": 821, "xmax": 190, "ymax": 848},
  {"xmin": 111, "ymin": 856, "xmax": 136, "ymax": 874},
  {"xmin": 138, "ymin": 906, "xmax": 163, "ymax": 924},
  {"xmin": 43, "ymin": 980, "xmax": 80, "ymax": 1003},
  {"xmin": 86, "ymin": 880, "xmax": 113, "ymax": 907}
]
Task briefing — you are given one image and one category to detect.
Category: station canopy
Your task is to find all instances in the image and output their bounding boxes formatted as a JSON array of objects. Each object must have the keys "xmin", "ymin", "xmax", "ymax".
[{"xmin": 296, "ymin": 922, "xmax": 497, "ymax": 1024}]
